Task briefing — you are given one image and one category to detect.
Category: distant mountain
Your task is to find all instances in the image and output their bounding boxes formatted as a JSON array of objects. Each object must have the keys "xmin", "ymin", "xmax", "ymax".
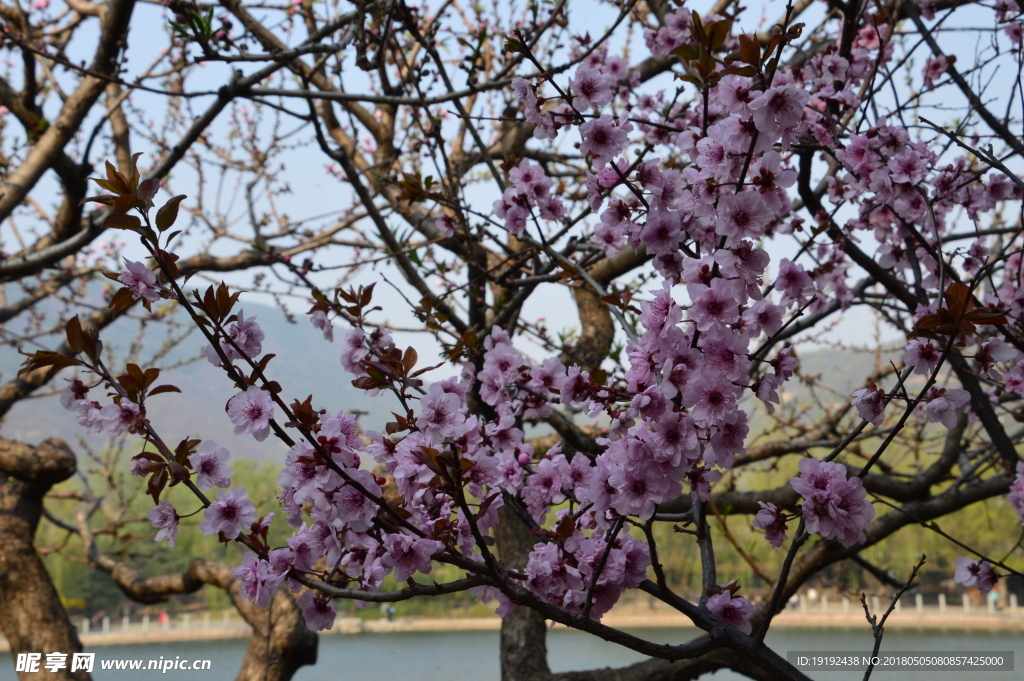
[{"xmin": 0, "ymin": 301, "xmax": 400, "ymax": 462}]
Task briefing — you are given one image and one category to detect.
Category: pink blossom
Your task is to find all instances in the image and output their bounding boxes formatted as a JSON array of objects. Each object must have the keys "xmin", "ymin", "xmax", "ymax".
[
  {"xmin": 904, "ymin": 339, "xmax": 943, "ymax": 376},
  {"xmin": 791, "ymin": 458, "xmax": 875, "ymax": 547},
  {"xmin": 1007, "ymin": 462, "xmax": 1024, "ymax": 526},
  {"xmin": 416, "ymin": 384, "xmax": 466, "ymax": 440},
  {"xmin": 76, "ymin": 402, "xmax": 105, "ymax": 434},
  {"xmin": 296, "ymin": 590, "xmax": 337, "ymax": 631},
  {"xmin": 118, "ymin": 258, "xmax": 161, "ymax": 303},
  {"xmin": 205, "ymin": 309, "xmax": 265, "ymax": 366},
  {"xmin": 716, "ymin": 75, "xmax": 755, "ymax": 116},
  {"xmin": 717, "ymin": 192, "xmax": 770, "ymax": 241},
  {"xmin": 511, "ymin": 77, "xmax": 539, "ymax": 114},
  {"xmin": 382, "ymin": 534, "xmax": 441, "ymax": 582},
  {"xmin": 852, "ymin": 385, "xmax": 886, "ymax": 426},
  {"xmin": 334, "ymin": 469, "xmax": 382, "ymax": 532},
  {"xmin": 227, "ymin": 386, "xmax": 275, "ymax": 441},
  {"xmin": 753, "ymin": 502, "xmax": 788, "ymax": 548},
  {"xmin": 609, "ymin": 459, "xmax": 677, "ymax": 519},
  {"xmin": 639, "ymin": 210, "xmax": 681, "ymax": 255},
  {"xmin": 579, "ymin": 115, "xmax": 631, "ymax": 169},
  {"xmin": 706, "ymin": 410, "xmax": 748, "ymax": 468},
  {"xmin": 60, "ymin": 378, "xmax": 90, "ymax": 410},
  {"xmin": 749, "ymin": 85, "xmax": 809, "ymax": 136},
  {"xmin": 232, "ymin": 553, "xmax": 276, "ymax": 607},
  {"xmin": 523, "ymin": 455, "xmax": 569, "ymax": 520},
  {"xmin": 975, "ymin": 339, "xmax": 1015, "ymax": 379},
  {"xmin": 706, "ymin": 591, "xmax": 755, "ymax": 634},
  {"xmin": 688, "ymin": 466, "xmax": 722, "ymax": 501},
  {"xmin": 743, "ymin": 300, "xmax": 783, "ymax": 337},
  {"xmin": 689, "ymin": 278, "xmax": 740, "ymax": 332},
  {"xmin": 1005, "ymin": 22, "xmax": 1022, "ymax": 45},
  {"xmin": 100, "ymin": 401, "xmax": 141, "ymax": 435},
  {"xmin": 591, "ymin": 218, "xmax": 627, "ymax": 256},
  {"xmin": 340, "ymin": 329, "xmax": 369, "ymax": 374},
  {"xmin": 954, "ymin": 557, "xmax": 997, "ymax": 593},
  {"xmin": 569, "ymin": 67, "xmax": 614, "ymax": 110},
  {"xmin": 776, "ymin": 258, "xmax": 814, "ymax": 302},
  {"xmin": 887, "ymin": 150, "xmax": 928, "ymax": 185},
  {"xmin": 200, "ymin": 487, "xmax": 258, "ymax": 537},
  {"xmin": 683, "ymin": 375, "xmax": 739, "ymax": 427},
  {"xmin": 922, "ymin": 55, "xmax": 948, "ymax": 89},
  {"xmin": 311, "ymin": 310, "xmax": 334, "ymax": 342},
  {"xmin": 190, "ymin": 440, "xmax": 233, "ymax": 490},
  {"xmin": 148, "ymin": 501, "xmax": 178, "ymax": 546},
  {"xmin": 128, "ymin": 454, "xmax": 150, "ymax": 477},
  {"xmin": 924, "ymin": 387, "xmax": 970, "ymax": 428}
]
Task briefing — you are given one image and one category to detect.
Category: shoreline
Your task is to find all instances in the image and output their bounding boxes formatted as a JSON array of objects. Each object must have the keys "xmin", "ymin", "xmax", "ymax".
[{"xmin": 3, "ymin": 608, "xmax": 1022, "ymax": 651}]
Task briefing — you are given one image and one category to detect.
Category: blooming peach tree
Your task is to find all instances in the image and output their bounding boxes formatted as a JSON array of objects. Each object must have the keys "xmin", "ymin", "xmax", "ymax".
[{"xmin": 18, "ymin": 0, "xmax": 1024, "ymax": 678}]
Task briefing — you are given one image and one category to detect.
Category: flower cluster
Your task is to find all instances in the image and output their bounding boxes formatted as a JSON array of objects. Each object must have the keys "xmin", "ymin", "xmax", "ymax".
[
  {"xmin": 790, "ymin": 458, "xmax": 875, "ymax": 547},
  {"xmin": 59, "ymin": 3, "xmax": 1024, "ymax": 638},
  {"xmin": 953, "ymin": 557, "xmax": 998, "ymax": 594}
]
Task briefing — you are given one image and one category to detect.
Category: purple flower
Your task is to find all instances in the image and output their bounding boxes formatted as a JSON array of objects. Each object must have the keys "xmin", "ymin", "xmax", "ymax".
[
  {"xmin": 148, "ymin": 501, "xmax": 178, "ymax": 547},
  {"xmin": 334, "ymin": 468, "xmax": 381, "ymax": 533},
  {"xmin": 688, "ymin": 466, "xmax": 722, "ymax": 502},
  {"xmin": 231, "ymin": 553, "xmax": 276, "ymax": 607},
  {"xmin": 200, "ymin": 487, "xmax": 258, "ymax": 537},
  {"xmin": 579, "ymin": 115, "xmax": 630, "ymax": 169},
  {"xmin": 689, "ymin": 279, "xmax": 740, "ymax": 332},
  {"xmin": 340, "ymin": 329, "xmax": 369, "ymax": 374},
  {"xmin": 954, "ymin": 557, "xmax": 997, "ymax": 594},
  {"xmin": 749, "ymin": 85, "xmax": 809, "ymax": 136},
  {"xmin": 311, "ymin": 310, "xmax": 334, "ymax": 342},
  {"xmin": 791, "ymin": 458, "xmax": 875, "ymax": 547},
  {"xmin": 716, "ymin": 192, "xmax": 770, "ymax": 241},
  {"xmin": 743, "ymin": 300, "xmax": 783, "ymax": 337},
  {"xmin": 776, "ymin": 258, "xmax": 814, "ymax": 302},
  {"xmin": 683, "ymin": 375, "xmax": 739, "ymax": 427},
  {"xmin": 904, "ymin": 339, "xmax": 942, "ymax": 376},
  {"xmin": 205, "ymin": 309, "xmax": 265, "ymax": 366},
  {"xmin": 416, "ymin": 384, "xmax": 465, "ymax": 440},
  {"xmin": 190, "ymin": 440, "xmax": 233, "ymax": 490},
  {"xmin": 296, "ymin": 590, "xmax": 337, "ymax": 631},
  {"xmin": 381, "ymin": 534, "xmax": 441, "ymax": 582},
  {"xmin": 60, "ymin": 378, "xmax": 89, "ymax": 411},
  {"xmin": 924, "ymin": 388, "xmax": 970, "ymax": 429},
  {"xmin": 76, "ymin": 402, "xmax": 105, "ymax": 434},
  {"xmin": 100, "ymin": 401, "xmax": 141, "ymax": 435},
  {"xmin": 752, "ymin": 502, "xmax": 788, "ymax": 548},
  {"xmin": 706, "ymin": 591, "xmax": 755, "ymax": 634},
  {"xmin": 227, "ymin": 386, "xmax": 275, "ymax": 441},
  {"xmin": 1008, "ymin": 462, "xmax": 1024, "ymax": 526},
  {"xmin": 852, "ymin": 385, "xmax": 886, "ymax": 426},
  {"xmin": 523, "ymin": 456, "xmax": 569, "ymax": 520},
  {"xmin": 118, "ymin": 258, "xmax": 161, "ymax": 303},
  {"xmin": 569, "ymin": 66, "xmax": 614, "ymax": 110}
]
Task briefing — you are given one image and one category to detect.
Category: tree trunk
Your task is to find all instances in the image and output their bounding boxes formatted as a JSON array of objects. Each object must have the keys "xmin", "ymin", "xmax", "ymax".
[
  {"xmin": 495, "ymin": 505, "xmax": 551, "ymax": 681},
  {"xmin": 0, "ymin": 439, "xmax": 91, "ymax": 681}
]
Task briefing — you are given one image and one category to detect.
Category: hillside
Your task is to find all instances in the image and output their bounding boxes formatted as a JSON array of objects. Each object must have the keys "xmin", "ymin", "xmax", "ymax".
[{"xmin": 0, "ymin": 301, "xmax": 400, "ymax": 461}]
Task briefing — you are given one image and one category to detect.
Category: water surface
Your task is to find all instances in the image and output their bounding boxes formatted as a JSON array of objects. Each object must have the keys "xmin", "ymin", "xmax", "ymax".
[{"xmin": 0, "ymin": 627, "xmax": 1018, "ymax": 680}]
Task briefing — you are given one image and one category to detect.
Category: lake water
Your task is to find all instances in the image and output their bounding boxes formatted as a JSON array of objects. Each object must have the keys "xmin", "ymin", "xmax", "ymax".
[{"xmin": 0, "ymin": 627, "xmax": 1019, "ymax": 680}]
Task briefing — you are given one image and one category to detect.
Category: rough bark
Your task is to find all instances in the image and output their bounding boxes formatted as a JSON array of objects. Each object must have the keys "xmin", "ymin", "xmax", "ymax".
[
  {"xmin": 198, "ymin": 561, "xmax": 319, "ymax": 681},
  {"xmin": 80, "ymin": 524, "xmax": 318, "ymax": 681},
  {"xmin": 495, "ymin": 504, "xmax": 552, "ymax": 681},
  {"xmin": 0, "ymin": 439, "xmax": 90, "ymax": 681}
]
